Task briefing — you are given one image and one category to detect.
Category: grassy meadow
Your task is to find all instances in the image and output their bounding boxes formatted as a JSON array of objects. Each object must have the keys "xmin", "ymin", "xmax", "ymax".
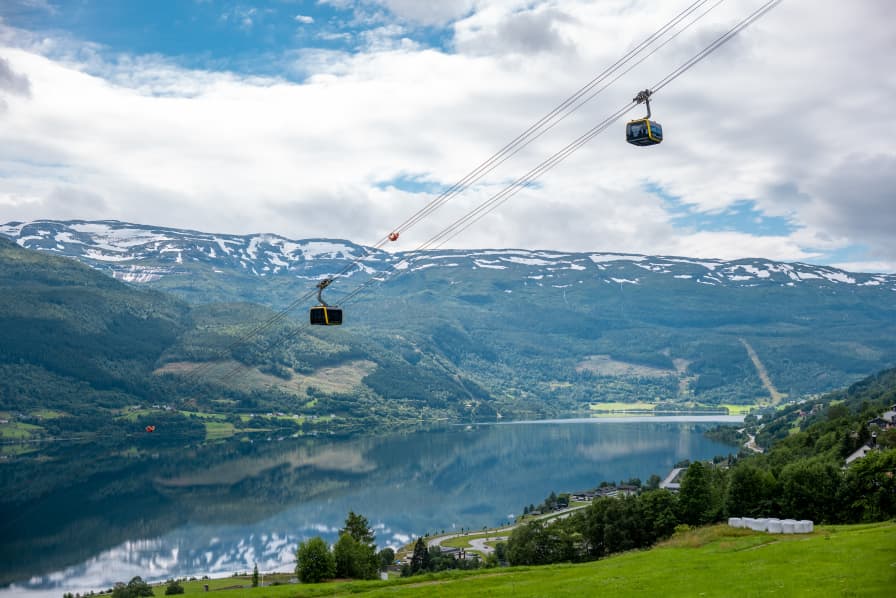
[{"xmin": 130, "ymin": 522, "xmax": 894, "ymax": 597}]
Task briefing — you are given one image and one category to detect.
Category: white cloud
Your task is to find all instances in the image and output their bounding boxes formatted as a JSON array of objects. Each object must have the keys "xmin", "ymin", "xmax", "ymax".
[
  {"xmin": 318, "ymin": 0, "xmax": 475, "ymax": 27},
  {"xmin": 0, "ymin": 0, "xmax": 894, "ymax": 271},
  {"xmin": 454, "ymin": 3, "xmax": 577, "ymax": 56},
  {"xmin": 294, "ymin": 14, "xmax": 314, "ymax": 25}
]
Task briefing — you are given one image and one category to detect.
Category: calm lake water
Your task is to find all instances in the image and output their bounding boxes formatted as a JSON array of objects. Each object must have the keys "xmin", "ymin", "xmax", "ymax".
[{"xmin": 0, "ymin": 416, "xmax": 741, "ymax": 596}]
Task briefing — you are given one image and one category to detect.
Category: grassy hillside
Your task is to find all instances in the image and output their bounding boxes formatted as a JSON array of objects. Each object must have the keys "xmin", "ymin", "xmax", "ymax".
[{"xmin": 125, "ymin": 522, "xmax": 896, "ymax": 597}]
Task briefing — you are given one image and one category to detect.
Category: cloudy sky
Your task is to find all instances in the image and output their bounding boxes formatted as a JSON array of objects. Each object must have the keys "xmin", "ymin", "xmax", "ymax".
[{"xmin": 0, "ymin": 0, "xmax": 894, "ymax": 271}]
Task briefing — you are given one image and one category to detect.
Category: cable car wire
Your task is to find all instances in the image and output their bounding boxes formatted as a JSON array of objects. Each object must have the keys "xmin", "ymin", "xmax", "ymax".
[
  {"xmin": 387, "ymin": 0, "xmax": 726, "ymax": 239},
  {"xmin": 181, "ymin": 0, "xmax": 728, "ymax": 386},
  {"xmin": 334, "ymin": 0, "xmax": 782, "ymax": 309},
  {"xmin": 421, "ymin": 0, "xmax": 783, "ymax": 253},
  {"xmin": 196, "ymin": 0, "xmax": 781, "ymax": 389}
]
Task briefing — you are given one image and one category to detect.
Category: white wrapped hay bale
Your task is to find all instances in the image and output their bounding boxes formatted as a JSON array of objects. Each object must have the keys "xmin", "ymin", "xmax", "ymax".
[
  {"xmin": 781, "ymin": 519, "xmax": 796, "ymax": 534},
  {"xmin": 728, "ymin": 517, "xmax": 744, "ymax": 528},
  {"xmin": 767, "ymin": 518, "xmax": 783, "ymax": 534},
  {"xmin": 750, "ymin": 518, "xmax": 768, "ymax": 531},
  {"xmin": 797, "ymin": 520, "xmax": 814, "ymax": 533}
]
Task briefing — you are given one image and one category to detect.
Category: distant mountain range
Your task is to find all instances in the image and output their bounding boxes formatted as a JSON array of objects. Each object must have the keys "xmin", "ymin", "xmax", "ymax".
[
  {"xmin": 3, "ymin": 219, "xmax": 893, "ymax": 293},
  {"xmin": 3, "ymin": 219, "xmax": 896, "ymax": 411}
]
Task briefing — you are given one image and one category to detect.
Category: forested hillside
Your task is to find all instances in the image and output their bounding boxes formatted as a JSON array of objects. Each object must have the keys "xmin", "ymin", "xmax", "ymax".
[
  {"xmin": 5, "ymin": 220, "xmax": 896, "ymax": 412},
  {"xmin": 0, "ymin": 238, "xmax": 499, "ymax": 438}
]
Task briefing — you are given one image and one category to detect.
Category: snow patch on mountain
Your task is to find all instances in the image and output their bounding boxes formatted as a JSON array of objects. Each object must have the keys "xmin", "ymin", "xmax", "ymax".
[
  {"xmin": 474, "ymin": 259, "xmax": 507, "ymax": 270},
  {"xmin": 589, "ymin": 253, "xmax": 646, "ymax": 264},
  {"xmin": 664, "ymin": 257, "xmax": 722, "ymax": 270},
  {"xmin": 500, "ymin": 256, "xmax": 552, "ymax": 266},
  {"xmin": 820, "ymin": 271, "xmax": 856, "ymax": 284},
  {"xmin": 83, "ymin": 248, "xmax": 131, "ymax": 262}
]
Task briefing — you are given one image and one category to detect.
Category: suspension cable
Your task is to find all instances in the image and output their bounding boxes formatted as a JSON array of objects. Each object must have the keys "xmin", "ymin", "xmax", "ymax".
[
  {"xmin": 335, "ymin": 0, "xmax": 783, "ymax": 308},
  {"xmin": 182, "ymin": 0, "xmax": 728, "ymax": 386},
  {"xmin": 195, "ymin": 0, "xmax": 782, "ymax": 388}
]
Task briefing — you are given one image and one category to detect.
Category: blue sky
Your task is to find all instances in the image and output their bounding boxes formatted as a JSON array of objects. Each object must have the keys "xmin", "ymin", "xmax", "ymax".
[
  {"xmin": 649, "ymin": 184, "xmax": 796, "ymax": 237},
  {"xmin": 0, "ymin": 0, "xmax": 894, "ymax": 272},
  {"xmin": 1, "ymin": 1, "xmax": 453, "ymax": 75}
]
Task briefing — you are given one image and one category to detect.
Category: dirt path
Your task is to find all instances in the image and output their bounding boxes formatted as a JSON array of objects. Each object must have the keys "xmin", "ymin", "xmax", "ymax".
[
  {"xmin": 742, "ymin": 430, "xmax": 764, "ymax": 454},
  {"xmin": 739, "ymin": 338, "xmax": 784, "ymax": 404}
]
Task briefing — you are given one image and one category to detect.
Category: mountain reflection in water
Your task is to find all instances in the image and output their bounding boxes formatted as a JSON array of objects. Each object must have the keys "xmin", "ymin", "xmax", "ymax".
[{"xmin": 0, "ymin": 417, "xmax": 741, "ymax": 596}]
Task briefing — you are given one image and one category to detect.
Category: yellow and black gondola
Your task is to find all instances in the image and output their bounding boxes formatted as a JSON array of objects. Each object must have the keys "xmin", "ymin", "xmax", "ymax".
[
  {"xmin": 309, "ymin": 304, "xmax": 342, "ymax": 325},
  {"xmin": 309, "ymin": 278, "xmax": 342, "ymax": 326}
]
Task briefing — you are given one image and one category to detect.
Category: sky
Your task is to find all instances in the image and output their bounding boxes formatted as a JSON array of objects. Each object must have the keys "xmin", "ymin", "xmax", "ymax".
[{"xmin": 0, "ymin": 0, "xmax": 894, "ymax": 272}]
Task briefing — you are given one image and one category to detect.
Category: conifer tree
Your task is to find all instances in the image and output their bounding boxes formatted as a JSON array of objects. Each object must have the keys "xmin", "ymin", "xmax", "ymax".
[{"xmin": 410, "ymin": 537, "xmax": 430, "ymax": 573}]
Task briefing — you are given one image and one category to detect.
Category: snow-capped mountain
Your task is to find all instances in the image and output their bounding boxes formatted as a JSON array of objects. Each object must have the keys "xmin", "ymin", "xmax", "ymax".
[
  {"xmin": 0, "ymin": 220, "xmax": 382, "ymax": 283},
  {"xmin": 3, "ymin": 219, "xmax": 894, "ymax": 292}
]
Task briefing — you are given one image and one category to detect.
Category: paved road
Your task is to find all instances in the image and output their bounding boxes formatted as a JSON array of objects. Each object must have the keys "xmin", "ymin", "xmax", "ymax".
[
  {"xmin": 425, "ymin": 504, "xmax": 589, "ymax": 555},
  {"xmin": 468, "ymin": 536, "xmax": 509, "ymax": 555}
]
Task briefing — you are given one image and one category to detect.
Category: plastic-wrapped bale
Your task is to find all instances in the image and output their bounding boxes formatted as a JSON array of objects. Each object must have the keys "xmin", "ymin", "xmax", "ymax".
[
  {"xmin": 767, "ymin": 518, "xmax": 783, "ymax": 534},
  {"xmin": 781, "ymin": 519, "xmax": 797, "ymax": 534},
  {"xmin": 728, "ymin": 517, "xmax": 744, "ymax": 528},
  {"xmin": 797, "ymin": 520, "xmax": 814, "ymax": 533},
  {"xmin": 750, "ymin": 518, "xmax": 768, "ymax": 532}
]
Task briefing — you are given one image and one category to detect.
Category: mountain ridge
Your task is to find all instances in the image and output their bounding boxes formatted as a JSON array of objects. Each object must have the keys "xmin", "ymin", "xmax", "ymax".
[{"xmin": 3, "ymin": 219, "xmax": 893, "ymax": 292}]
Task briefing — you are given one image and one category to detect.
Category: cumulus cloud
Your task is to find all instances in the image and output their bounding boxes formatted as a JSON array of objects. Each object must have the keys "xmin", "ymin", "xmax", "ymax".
[
  {"xmin": 319, "ymin": 0, "xmax": 475, "ymax": 27},
  {"xmin": 454, "ymin": 4, "xmax": 577, "ymax": 56},
  {"xmin": 294, "ymin": 14, "xmax": 314, "ymax": 25},
  {"xmin": 805, "ymin": 154, "xmax": 896, "ymax": 256},
  {"xmin": 375, "ymin": 0, "xmax": 474, "ymax": 26},
  {"xmin": 0, "ymin": 0, "xmax": 894, "ymax": 272},
  {"xmin": 0, "ymin": 56, "xmax": 30, "ymax": 95}
]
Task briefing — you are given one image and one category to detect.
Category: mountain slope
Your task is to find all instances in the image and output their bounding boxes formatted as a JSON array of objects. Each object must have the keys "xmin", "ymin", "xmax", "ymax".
[
  {"xmin": 3, "ymin": 219, "xmax": 896, "ymax": 409},
  {"xmin": 0, "ymin": 238, "xmax": 496, "ymax": 429}
]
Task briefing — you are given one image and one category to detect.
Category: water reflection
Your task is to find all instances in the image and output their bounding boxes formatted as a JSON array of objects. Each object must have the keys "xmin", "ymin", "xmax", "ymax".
[{"xmin": 0, "ymin": 417, "xmax": 740, "ymax": 596}]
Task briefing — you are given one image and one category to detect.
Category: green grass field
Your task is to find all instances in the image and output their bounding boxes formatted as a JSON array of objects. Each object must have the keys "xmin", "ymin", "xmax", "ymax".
[
  {"xmin": 127, "ymin": 522, "xmax": 895, "ymax": 597},
  {"xmin": 204, "ymin": 421, "xmax": 236, "ymax": 440},
  {"xmin": 29, "ymin": 409, "xmax": 67, "ymax": 419},
  {"xmin": 717, "ymin": 403, "xmax": 755, "ymax": 415},
  {"xmin": 0, "ymin": 421, "xmax": 43, "ymax": 440},
  {"xmin": 589, "ymin": 401, "xmax": 657, "ymax": 412}
]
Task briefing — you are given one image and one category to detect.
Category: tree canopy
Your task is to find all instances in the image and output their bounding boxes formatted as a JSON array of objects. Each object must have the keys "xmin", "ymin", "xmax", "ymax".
[{"xmin": 295, "ymin": 536, "xmax": 335, "ymax": 584}]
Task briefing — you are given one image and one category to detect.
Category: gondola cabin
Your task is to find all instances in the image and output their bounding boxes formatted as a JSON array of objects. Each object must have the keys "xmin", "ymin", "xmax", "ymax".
[
  {"xmin": 310, "ymin": 305, "xmax": 342, "ymax": 325},
  {"xmin": 626, "ymin": 118, "xmax": 663, "ymax": 146}
]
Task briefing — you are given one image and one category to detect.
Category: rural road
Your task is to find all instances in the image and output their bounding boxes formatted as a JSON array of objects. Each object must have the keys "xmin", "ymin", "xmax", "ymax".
[{"xmin": 425, "ymin": 504, "xmax": 589, "ymax": 555}]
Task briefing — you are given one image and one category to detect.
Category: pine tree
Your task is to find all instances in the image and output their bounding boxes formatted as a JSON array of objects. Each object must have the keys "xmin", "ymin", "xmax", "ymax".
[
  {"xmin": 410, "ymin": 537, "xmax": 430, "ymax": 573},
  {"xmin": 252, "ymin": 563, "xmax": 259, "ymax": 587},
  {"xmin": 334, "ymin": 533, "xmax": 379, "ymax": 580},
  {"xmin": 679, "ymin": 461, "xmax": 713, "ymax": 525},
  {"xmin": 341, "ymin": 511, "xmax": 375, "ymax": 545}
]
